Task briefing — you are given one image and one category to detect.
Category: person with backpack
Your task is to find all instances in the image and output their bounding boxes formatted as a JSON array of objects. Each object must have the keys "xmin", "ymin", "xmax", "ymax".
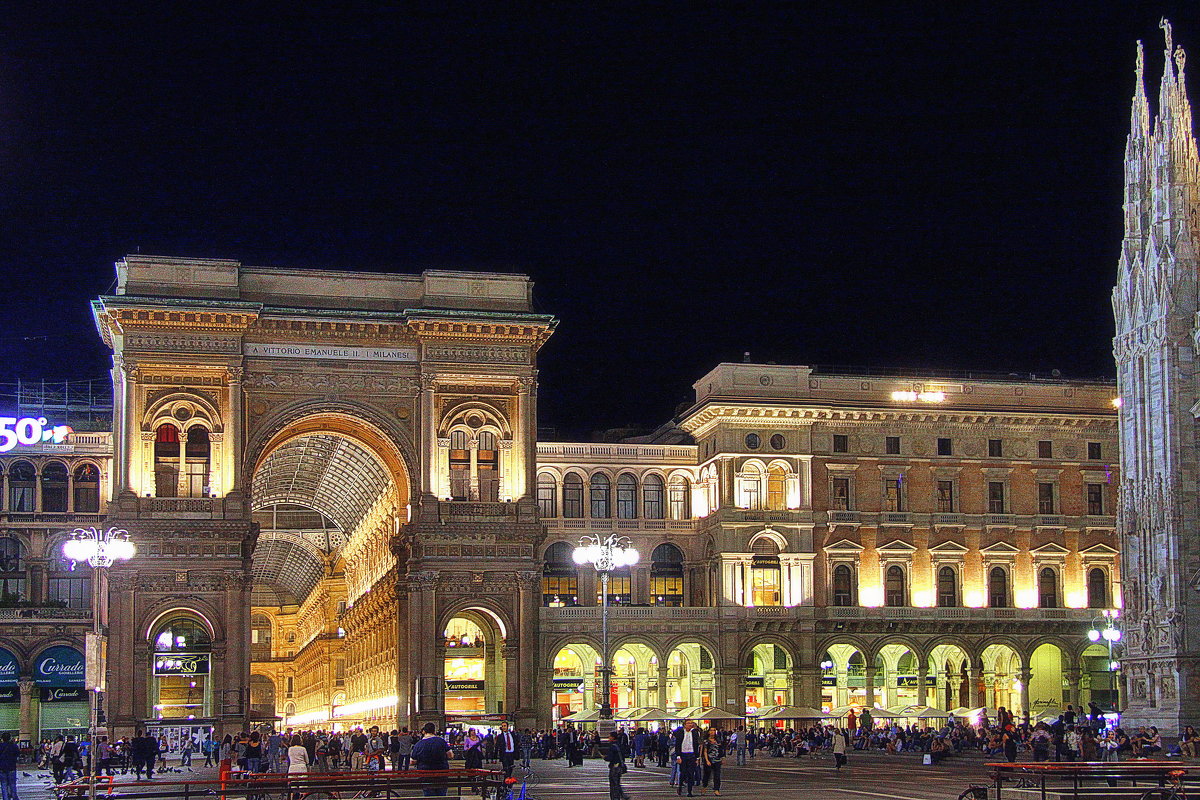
[{"xmin": 0, "ymin": 731, "xmax": 21, "ymax": 800}]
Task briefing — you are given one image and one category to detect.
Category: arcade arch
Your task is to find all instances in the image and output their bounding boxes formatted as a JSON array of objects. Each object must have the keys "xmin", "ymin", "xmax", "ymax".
[{"xmin": 744, "ymin": 641, "xmax": 792, "ymax": 715}]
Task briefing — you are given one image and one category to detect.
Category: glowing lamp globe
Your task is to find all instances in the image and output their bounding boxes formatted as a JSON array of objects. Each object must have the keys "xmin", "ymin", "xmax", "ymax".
[{"xmin": 1088, "ymin": 629, "xmax": 1101, "ymax": 642}]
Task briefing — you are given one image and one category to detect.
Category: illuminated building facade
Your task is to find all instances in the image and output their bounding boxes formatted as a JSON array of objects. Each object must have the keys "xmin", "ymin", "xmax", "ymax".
[
  {"xmin": 0, "ymin": 255, "xmax": 1121, "ymax": 741},
  {"xmin": 1112, "ymin": 21, "xmax": 1200, "ymax": 735}
]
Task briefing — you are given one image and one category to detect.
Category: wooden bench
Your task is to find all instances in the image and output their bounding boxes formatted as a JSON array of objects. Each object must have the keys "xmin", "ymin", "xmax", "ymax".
[{"xmin": 987, "ymin": 761, "xmax": 1197, "ymax": 800}]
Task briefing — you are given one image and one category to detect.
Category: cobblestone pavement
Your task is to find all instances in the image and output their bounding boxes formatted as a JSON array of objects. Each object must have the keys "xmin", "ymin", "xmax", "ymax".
[{"xmin": 13, "ymin": 750, "xmax": 996, "ymax": 800}]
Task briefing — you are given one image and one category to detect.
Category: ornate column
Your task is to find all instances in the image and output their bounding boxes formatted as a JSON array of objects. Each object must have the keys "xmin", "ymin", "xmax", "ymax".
[
  {"xmin": 1064, "ymin": 668, "xmax": 1082, "ymax": 709},
  {"xmin": 716, "ymin": 667, "xmax": 746, "ymax": 716},
  {"xmin": 228, "ymin": 365, "xmax": 244, "ymax": 494},
  {"xmin": 792, "ymin": 667, "xmax": 821, "ymax": 709},
  {"xmin": 515, "ymin": 571, "xmax": 540, "ymax": 722},
  {"xmin": 418, "ymin": 373, "xmax": 437, "ymax": 498},
  {"xmin": 917, "ymin": 665, "xmax": 929, "ymax": 708},
  {"xmin": 864, "ymin": 665, "xmax": 877, "ymax": 709},
  {"xmin": 177, "ymin": 427, "xmax": 190, "ymax": 496},
  {"xmin": 657, "ymin": 662, "xmax": 669, "ymax": 709},
  {"xmin": 1017, "ymin": 669, "xmax": 1032, "ymax": 724},
  {"xmin": 18, "ymin": 679, "xmax": 34, "ymax": 741},
  {"xmin": 513, "ymin": 374, "xmax": 536, "ymax": 501}
]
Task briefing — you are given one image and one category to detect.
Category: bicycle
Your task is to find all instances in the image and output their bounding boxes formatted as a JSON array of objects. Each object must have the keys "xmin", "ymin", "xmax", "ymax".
[
  {"xmin": 1140, "ymin": 769, "xmax": 1189, "ymax": 800},
  {"xmin": 958, "ymin": 775, "xmax": 1038, "ymax": 799}
]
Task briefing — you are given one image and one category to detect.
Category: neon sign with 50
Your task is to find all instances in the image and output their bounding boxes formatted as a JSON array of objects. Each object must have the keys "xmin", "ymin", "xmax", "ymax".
[{"xmin": 0, "ymin": 417, "xmax": 73, "ymax": 453}]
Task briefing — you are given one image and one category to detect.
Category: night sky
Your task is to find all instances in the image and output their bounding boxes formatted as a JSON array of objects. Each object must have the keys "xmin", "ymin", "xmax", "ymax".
[{"xmin": 3, "ymin": 4, "xmax": 1197, "ymax": 438}]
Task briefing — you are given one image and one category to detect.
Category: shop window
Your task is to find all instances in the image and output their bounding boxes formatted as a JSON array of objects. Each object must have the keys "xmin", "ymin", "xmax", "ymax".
[
  {"xmin": 151, "ymin": 616, "xmax": 212, "ymax": 720},
  {"xmin": 751, "ymin": 539, "xmax": 781, "ymax": 607},
  {"xmin": 650, "ymin": 543, "xmax": 684, "ymax": 606},
  {"xmin": 600, "ymin": 566, "xmax": 631, "ymax": 605},
  {"xmin": 73, "ymin": 464, "xmax": 100, "ymax": 513},
  {"xmin": 831, "ymin": 477, "xmax": 851, "ymax": 510},
  {"xmin": 477, "ymin": 431, "xmax": 499, "ymax": 502},
  {"xmin": 988, "ymin": 566, "xmax": 1010, "ymax": 608},
  {"xmin": 937, "ymin": 565, "xmax": 958, "ymax": 607},
  {"xmin": 884, "ymin": 477, "xmax": 904, "ymax": 512},
  {"xmin": 184, "ymin": 427, "xmax": 211, "ymax": 497},
  {"xmin": 154, "ymin": 424, "xmax": 181, "ymax": 497},
  {"xmin": 766, "ymin": 465, "xmax": 787, "ymax": 511},
  {"xmin": 542, "ymin": 542, "xmax": 578, "ymax": 607},
  {"xmin": 1038, "ymin": 567, "xmax": 1059, "ymax": 608},
  {"xmin": 936, "ymin": 480, "xmax": 954, "ymax": 512},
  {"xmin": 589, "ymin": 473, "xmax": 611, "ymax": 518},
  {"xmin": 832, "ymin": 564, "xmax": 854, "ymax": 606},
  {"xmin": 884, "ymin": 565, "xmax": 906, "ymax": 607},
  {"xmin": 642, "ymin": 474, "xmax": 665, "ymax": 519},
  {"xmin": 668, "ymin": 476, "xmax": 691, "ymax": 520},
  {"xmin": 0, "ymin": 538, "xmax": 25, "ymax": 601},
  {"xmin": 988, "ymin": 482, "xmax": 1006, "ymax": 514},
  {"xmin": 1038, "ymin": 483, "xmax": 1056, "ymax": 514},
  {"xmin": 250, "ymin": 614, "xmax": 273, "ymax": 661},
  {"xmin": 562, "ymin": 474, "xmax": 584, "ymax": 518},
  {"xmin": 536, "ymin": 473, "xmax": 557, "ymax": 518},
  {"xmin": 8, "ymin": 461, "xmax": 34, "ymax": 511},
  {"xmin": 616, "ymin": 473, "xmax": 638, "ymax": 519},
  {"xmin": 1088, "ymin": 567, "xmax": 1109, "ymax": 608},
  {"xmin": 41, "ymin": 462, "xmax": 69, "ymax": 512}
]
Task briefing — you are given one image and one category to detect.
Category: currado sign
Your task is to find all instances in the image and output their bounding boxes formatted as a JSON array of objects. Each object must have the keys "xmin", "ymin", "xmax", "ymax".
[
  {"xmin": 0, "ymin": 648, "xmax": 19, "ymax": 688},
  {"xmin": 35, "ymin": 646, "xmax": 85, "ymax": 687},
  {"xmin": 40, "ymin": 687, "xmax": 88, "ymax": 703},
  {"xmin": 153, "ymin": 653, "xmax": 210, "ymax": 676}
]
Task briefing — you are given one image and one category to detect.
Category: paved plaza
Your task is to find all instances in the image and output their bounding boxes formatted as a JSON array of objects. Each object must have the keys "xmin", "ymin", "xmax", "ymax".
[{"xmin": 11, "ymin": 749, "xmax": 997, "ymax": 800}]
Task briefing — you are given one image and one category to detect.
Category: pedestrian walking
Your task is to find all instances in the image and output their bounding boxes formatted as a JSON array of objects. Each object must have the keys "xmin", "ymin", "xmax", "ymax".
[
  {"xmin": 673, "ymin": 720, "xmax": 702, "ymax": 798},
  {"xmin": 0, "ymin": 732, "xmax": 20, "ymax": 800},
  {"xmin": 606, "ymin": 730, "xmax": 629, "ymax": 800},
  {"xmin": 832, "ymin": 728, "xmax": 848, "ymax": 770},
  {"xmin": 701, "ymin": 728, "xmax": 724, "ymax": 795},
  {"xmin": 411, "ymin": 722, "xmax": 452, "ymax": 798}
]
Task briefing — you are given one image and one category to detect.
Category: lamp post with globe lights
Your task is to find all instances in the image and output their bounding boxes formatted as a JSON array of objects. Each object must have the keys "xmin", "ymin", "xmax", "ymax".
[
  {"xmin": 572, "ymin": 534, "xmax": 638, "ymax": 720},
  {"xmin": 63, "ymin": 527, "xmax": 135, "ymax": 800},
  {"xmin": 1087, "ymin": 609, "xmax": 1122, "ymax": 716}
]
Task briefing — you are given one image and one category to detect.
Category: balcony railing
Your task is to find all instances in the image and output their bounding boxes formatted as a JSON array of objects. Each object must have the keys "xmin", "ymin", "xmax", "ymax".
[{"xmin": 0, "ymin": 607, "xmax": 91, "ymax": 621}]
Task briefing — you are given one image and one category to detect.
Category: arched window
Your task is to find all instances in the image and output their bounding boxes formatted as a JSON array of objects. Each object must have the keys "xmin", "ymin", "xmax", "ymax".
[
  {"xmin": 740, "ymin": 464, "xmax": 763, "ymax": 510},
  {"xmin": 48, "ymin": 548, "xmax": 90, "ymax": 608},
  {"xmin": 750, "ymin": 538, "xmax": 781, "ymax": 606},
  {"xmin": 41, "ymin": 462, "xmax": 69, "ymax": 512},
  {"xmin": 250, "ymin": 614, "xmax": 273, "ymax": 661},
  {"xmin": 536, "ymin": 473, "xmax": 557, "ymax": 518},
  {"xmin": 73, "ymin": 464, "xmax": 100, "ymax": 513},
  {"xmin": 616, "ymin": 473, "xmax": 638, "ymax": 519},
  {"xmin": 643, "ymin": 474, "xmax": 665, "ymax": 519},
  {"xmin": 650, "ymin": 543, "xmax": 684, "ymax": 606},
  {"xmin": 766, "ymin": 465, "xmax": 787, "ymax": 511},
  {"xmin": 562, "ymin": 474, "xmax": 584, "ymax": 518},
  {"xmin": 542, "ymin": 541, "xmax": 578, "ymax": 606},
  {"xmin": 8, "ymin": 461, "xmax": 34, "ymax": 512},
  {"xmin": 590, "ymin": 473, "xmax": 611, "ymax": 518},
  {"xmin": 477, "ymin": 431, "xmax": 499, "ymax": 502},
  {"xmin": 832, "ymin": 564, "xmax": 854, "ymax": 607},
  {"xmin": 1038, "ymin": 567, "xmax": 1059, "ymax": 609},
  {"xmin": 449, "ymin": 430, "xmax": 471, "ymax": 500},
  {"xmin": 0, "ymin": 537, "xmax": 25, "ymax": 601},
  {"xmin": 885, "ymin": 565, "xmax": 906, "ymax": 607},
  {"xmin": 249, "ymin": 675, "xmax": 276, "ymax": 717},
  {"xmin": 151, "ymin": 616, "xmax": 213, "ymax": 719},
  {"xmin": 154, "ymin": 424, "xmax": 181, "ymax": 497},
  {"xmin": 1087, "ymin": 567, "xmax": 1108, "ymax": 609},
  {"xmin": 184, "ymin": 426, "xmax": 211, "ymax": 497},
  {"xmin": 988, "ymin": 566, "xmax": 1009, "ymax": 608},
  {"xmin": 668, "ymin": 476, "xmax": 691, "ymax": 520},
  {"xmin": 937, "ymin": 565, "xmax": 958, "ymax": 607}
]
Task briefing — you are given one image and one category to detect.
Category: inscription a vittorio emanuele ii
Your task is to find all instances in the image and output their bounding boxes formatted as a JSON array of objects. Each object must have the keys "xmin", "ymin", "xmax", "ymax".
[{"xmin": 244, "ymin": 343, "xmax": 418, "ymax": 362}]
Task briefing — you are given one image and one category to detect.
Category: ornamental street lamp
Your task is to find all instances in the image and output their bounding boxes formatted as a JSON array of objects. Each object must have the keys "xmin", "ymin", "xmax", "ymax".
[
  {"xmin": 63, "ymin": 527, "xmax": 135, "ymax": 800},
  {"xmin": 573, "ymin": 534, "xmax": 639, "ymax": 720},
  {"xmin": 1086, "ymin": 609, "xmax": 1122, "ymax": 716}
]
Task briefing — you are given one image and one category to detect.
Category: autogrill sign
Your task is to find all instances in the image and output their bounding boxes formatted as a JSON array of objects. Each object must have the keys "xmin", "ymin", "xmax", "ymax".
[{"xmin": 34, "ymin": 646, "xmax": 85, "ymax": 688}]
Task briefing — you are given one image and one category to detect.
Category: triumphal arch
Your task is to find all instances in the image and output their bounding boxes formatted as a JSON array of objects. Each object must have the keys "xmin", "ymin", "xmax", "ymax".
[{"xmin": 92, "ymin": 255, "xmax": 554, "ymax": 737}]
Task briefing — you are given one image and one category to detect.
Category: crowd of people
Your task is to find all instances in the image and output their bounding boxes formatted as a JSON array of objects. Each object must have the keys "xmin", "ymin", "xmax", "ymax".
[{"xmin": 5, "ymin": 706, "xmax": 1199, "ymax": 800}]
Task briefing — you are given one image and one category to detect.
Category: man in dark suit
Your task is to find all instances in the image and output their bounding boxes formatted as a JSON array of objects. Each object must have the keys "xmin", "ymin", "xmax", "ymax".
[
  {"xmin": 672, "ymin": 720, "xmax": 702, "ymax": 797},
  {"xmin": 497, "ymin": 722, "xmax": 518, "ymax": 799}
]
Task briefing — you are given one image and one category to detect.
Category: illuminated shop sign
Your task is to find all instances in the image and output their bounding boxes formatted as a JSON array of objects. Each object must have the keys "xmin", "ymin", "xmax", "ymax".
[
  {"xmin": 0, "ymin": 417, "xmax": 72, "ymax": 452},
  {"xmin": 0, "ymin": 687, "xmax": 17, "ymax": 702},
  {"xmin": 0, "ymin": 648, "xmax": 18, "ymax": 687},
  {"xmin": 153, "ymin": 653, "xmax": 211, "ymax": 676},
  {"xmin": 445, "ymin": 680, "xmax": 485, "ymax": 692},
  {"xmin": 889, "ymin": 391, "xmax": 945, "ymax": 403},
  {"xmin": 40, "ymin": 688, "xmax": 88, "ymax": 702},
  {"xmin": 34, "ymin": 646, "xmax": 85, "ymax": 687}
]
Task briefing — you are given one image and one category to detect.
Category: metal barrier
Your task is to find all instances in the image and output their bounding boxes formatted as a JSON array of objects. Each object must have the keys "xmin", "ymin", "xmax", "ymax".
[
  {"xmin": 56, "ymin": 768, "xmax": 508, "ymax": 800},
  {"xmin": 987, "ymin": 761, "xmax": 1199, "ymax": 800}
]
